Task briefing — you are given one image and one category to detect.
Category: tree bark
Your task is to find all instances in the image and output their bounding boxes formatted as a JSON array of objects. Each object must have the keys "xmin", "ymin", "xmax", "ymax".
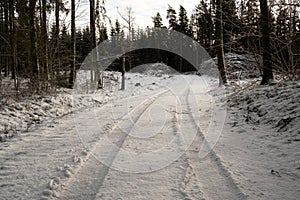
[
  {"xmin": 3, "ymin": 0, "xmax": 9, "ymax": 78},
  {"xmin": 90, "ymin": 0, "xmax": 98, "ymax": 85},
  {"xmin": 8, "ymin": 0, "xmax": 17, "ymax": 80},
  {"xmin": 29, "ymin": 0, "xmax": 38, "ymax": 90},
  {"xmin": 121, "ymin": 56, "xmax": 125, "ymax": 90},
  {"xmin": 259, "ymin": 0, "xmax": 273, "ymax": 85},
  {"xmin": 216, "ymin": 0, "xmax": 227, "ymax": 85},
  {"xmin": 90, "ymin": 0, "xmax": 96, "ymax": 48},
  {"xmin": 69, "ymin": 0, "xmax": 76, "ymax": 88},
  {"xmin": 54, "ymin": 0, "xmax": 60, "ymax": 83},
  {"xmin": 41, "ymin": 0, "xmax": 48, "ymax": 84},
  {"xmin": 55, "ymin": 0, "xmax": 60, "ymax": 41}
]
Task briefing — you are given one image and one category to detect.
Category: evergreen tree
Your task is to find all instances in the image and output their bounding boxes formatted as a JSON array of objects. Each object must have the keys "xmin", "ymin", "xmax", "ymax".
[
  {"xmin": 82, "ymin": 26, "xmax": 93, "ymax": 57},
  {"xmin": 167, "ymin": 5, "xmax": 178, "ymax": 30},
  {"xmin": 115, "ymin": 19, "xmax": 121, "ymax": 34},
  {"xmin": 193, "ymin": 0, "xmax": 214, "ymax": 51},
  {"xmin": 238, "ymin": 0, "xmax": 260, "ymax": 52},
  {"xmin": 152, "ymin": 12, "xmax": 163, "ymax": 28},
  {"xmin": 178, "ymin": 5, "xmax": 191, "ymax": 36},
  {"xmin": 110, "ymin": 25, "xmax": 116, "ymax": 37},
  {"xmin": 276, "ymin": 2, "xmax": 289, "ymax": 41},
  {"xmin": 222, "ymin": 0, "xmax": 239, "ymax": 51},
  {"xmin": 99, "ymin": 24, "xmax": 108, "ymax": 43}
]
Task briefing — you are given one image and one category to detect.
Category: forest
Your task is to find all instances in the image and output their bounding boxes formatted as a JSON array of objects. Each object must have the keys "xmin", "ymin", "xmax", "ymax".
[
  {"xmin": 0, "ymin": 0, "xmax": 299, "ymax": 94},
  {"xmin": 0, "ymin": 2, "xmax": 299, "ymax": 198}
]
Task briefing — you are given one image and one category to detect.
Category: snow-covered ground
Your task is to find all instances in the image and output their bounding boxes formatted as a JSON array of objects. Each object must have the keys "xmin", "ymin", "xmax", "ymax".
[
  {"xmin": 0, "ymin": 71, "xmax": 170, "ymax": 142},
  {"xmin": 216, "ymin": 81, "xmax": 300, "ymax": 199},
  {"xmin": 0, "ymin": 61, "xmax": 299, "ymax": 199}
]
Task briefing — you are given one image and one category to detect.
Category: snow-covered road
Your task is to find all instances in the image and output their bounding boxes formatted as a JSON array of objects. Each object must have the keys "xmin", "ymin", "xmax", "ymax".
[
  {"xmin": 1, "ymin": 73, "xmax": 299, "ymax": 200},
  {"xmin": 59, "ymin": 76, "xmax": 246, "ymax": 200},
  {"xmin": 0, "ymin": 75, "xmax": 245, "ymax": 199}
]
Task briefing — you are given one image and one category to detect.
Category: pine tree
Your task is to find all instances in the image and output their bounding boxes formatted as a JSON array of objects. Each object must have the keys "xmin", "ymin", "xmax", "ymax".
[
  {"xmin": 276, "ymin": 1, "xmax": 289, "ymax": 41},
  {"xmin": 178, "ymin": 5, "xmax": 191, "ymax": 36},
  {"xmin": 115, "ymin": 19, "xmax": 121, "ymax": 34},
  {"xmin": 222, "ymin": 0, "xmax": 239, "ymax": 51},
  {"xmin": 110, "ymin": 25, "xmax": 116, "ymax": 37},
  {"xmin": 238, "ymin": 0, "xmax": 260, "ymax": 52},
  {"xmin": 99, "ymin": 24, "xmax": 108, "ymax": 43},
  {"xmin": 193, "ymin": 0, "xmax": 213, "ymax": 51},
  {"xmin": 152, "ymin": 12, "xmax": 163, "ymax": 28},
  {"xmin": 82, "ymin": 26, "xmax": 93, "ymax": 58},
  {"xmin": 167, "ymin": 5, "xmax": 178, "ymax": 30}
]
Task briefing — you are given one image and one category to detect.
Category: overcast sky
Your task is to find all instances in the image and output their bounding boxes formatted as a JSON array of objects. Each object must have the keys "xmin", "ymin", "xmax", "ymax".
[{"xmin": 75, "ymin": 0, "xmax": 197, "ymax": 29}]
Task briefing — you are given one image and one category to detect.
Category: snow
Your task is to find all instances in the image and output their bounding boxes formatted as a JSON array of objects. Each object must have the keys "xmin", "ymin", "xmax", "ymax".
[
  {"xmin": 216, "ymin": 81, "xmax": 300, "ymax": 199},
  {"xmin": 0, "ymin": 61, "xmax": 299, "ymax": 199}
]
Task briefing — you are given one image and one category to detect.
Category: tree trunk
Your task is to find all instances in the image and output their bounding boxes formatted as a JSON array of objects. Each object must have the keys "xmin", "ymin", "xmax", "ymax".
[
  {"xmin": 69, "ymin": 0, "xmax": 76, "ymax": 88},
  {"xmin": 3, "ymin": 0, "xmax": 9, "ymax": 78},
  {"xmin": 216, "ymin": 0, "xmax": 227, "ymax": 85},
  {"xmin": 259, "ymin": 0, "xmax": 273, "ymax": 85},
  {"xmin": 9, "ymin": 0, "xmax": 17, "ymax": 81},
  {"xmin": 29, "ymin": 0, "xmax": 38, "ymax": 90},
  {"xmin": 54, "ymin": 0, "xmax": 60, "ymax": 84},
  {"xmin": 55, "ymin": 0, "xmax": 60, "ymax": 41},
  {"xmin": 89, "ymin": 0, "xmax": 99, "ymax": 85},
  {"xmin": 90, "ymin": 0, "xmax": 96, "ymax": 48},
  {"xmin": 121, "ymin": 56, "xmax": 125, "ymax": 90},
  {"xmin": 41, "ymin": 0, "xmax": 48, "ymax": 85}
]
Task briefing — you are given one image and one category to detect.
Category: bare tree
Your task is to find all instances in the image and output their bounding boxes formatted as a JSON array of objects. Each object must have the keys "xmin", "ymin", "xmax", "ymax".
[
  {"xmin": 116, "ymin": 6, "xmax": 135, "ymax": 90},
  {"xmin": 117, "ymin": 6, "xmax": 135, "ymax": 41}
]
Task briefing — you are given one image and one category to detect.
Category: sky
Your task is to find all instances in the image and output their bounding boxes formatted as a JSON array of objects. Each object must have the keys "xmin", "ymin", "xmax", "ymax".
[{"xmin": 76, "ymin": 0, "xmax": 197, "ymax": 30}]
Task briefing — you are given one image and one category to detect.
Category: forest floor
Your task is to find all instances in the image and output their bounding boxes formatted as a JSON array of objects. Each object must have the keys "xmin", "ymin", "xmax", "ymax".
[{"xmin": 0, "ymin": 62, "xmax": 299, "ymax": 200}]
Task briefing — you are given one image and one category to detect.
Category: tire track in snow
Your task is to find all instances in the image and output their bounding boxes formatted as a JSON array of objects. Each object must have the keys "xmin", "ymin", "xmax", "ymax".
[
  {"xmin": 170, "ymin": 87, "xmax": 205, "ymax": 200},
  {"xmin": 184, "ymin": 84, "xmax": 249, "ymax": 200},
  {"xmin": 93, "ymin": 87, "xmax": 203, "ymax": 200},
  {"xmin": 58, "ymin": 89, "xmax": 170, "ymax": 199}
]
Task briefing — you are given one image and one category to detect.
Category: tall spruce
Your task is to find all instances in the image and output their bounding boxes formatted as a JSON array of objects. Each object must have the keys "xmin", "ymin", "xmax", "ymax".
[
  {"xmin": 153, "ymin": 12, "xmax": 163, "ymax": 28},
  {"xmin": 178, "ymin": 5, "xmax": 191, "ymax": 36},
  {"xmin": 167, "ymin": 5, "xmax": 178, "ymax": 30},
  {"xmin": 222, "ymin": 0, "xmax": 239, "ymax": 51},
  {"xmin": 194, "ymin": 0, "xmax": 213, "ymax": 51}
]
